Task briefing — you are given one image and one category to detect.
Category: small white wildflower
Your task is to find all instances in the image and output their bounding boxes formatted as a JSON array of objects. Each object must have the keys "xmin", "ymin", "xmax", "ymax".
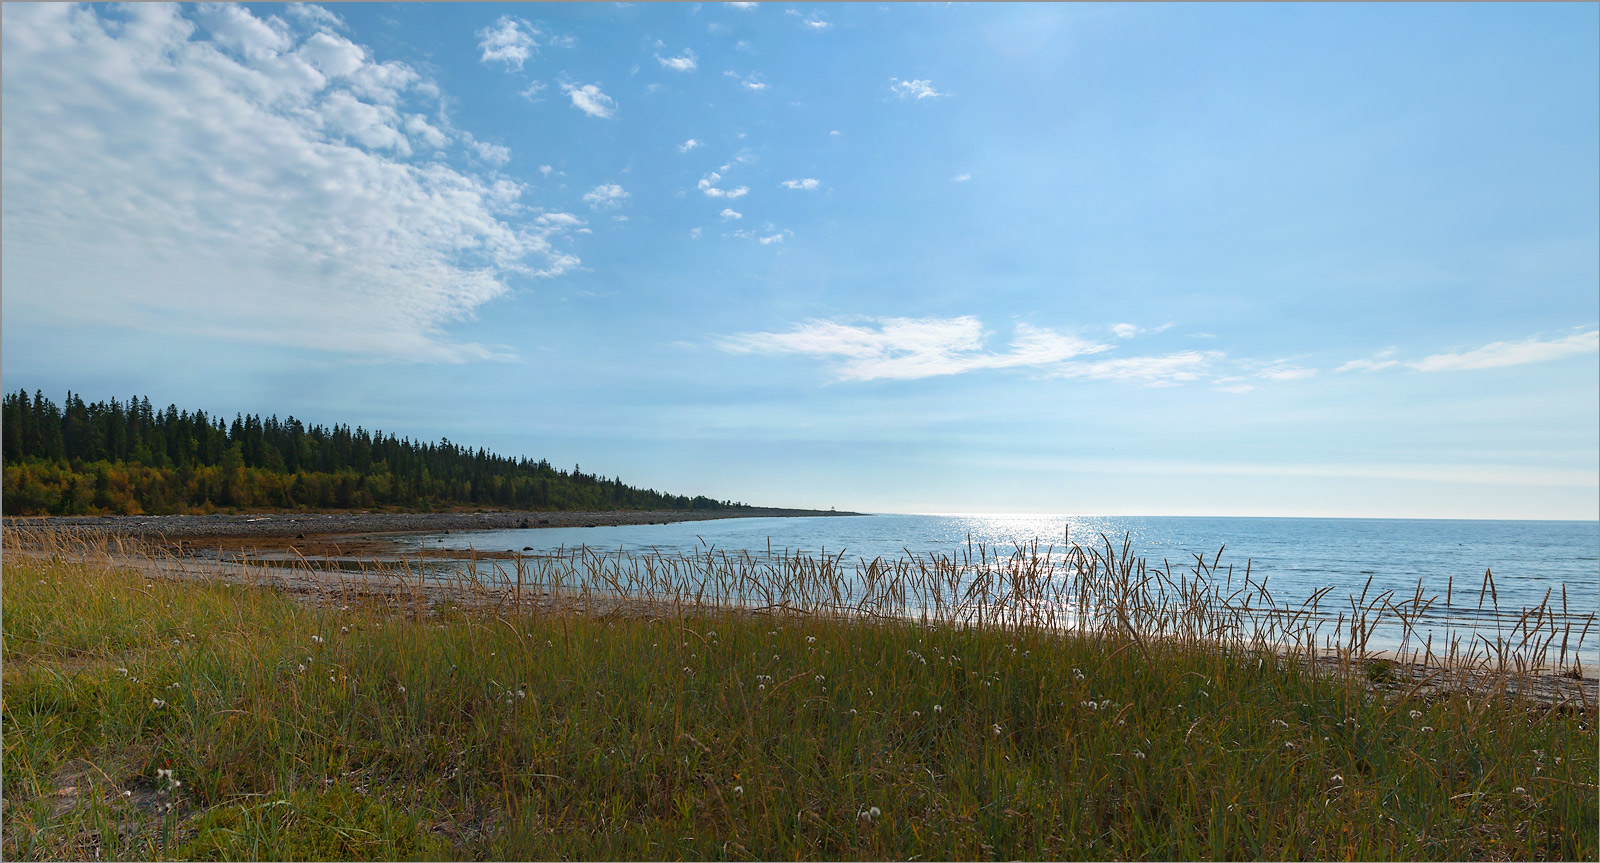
[
  {"xmin": 1409, "ymin": 710, "xmax": 1423, "ymax": 719},
  {"xmin": 340, "ymin": 626, "xmax": 348, "ymax": 634},
  {"xmin": 168, "ymin": 682, "xmax": 181, "ymax": 690},
  {"xmin": 912, "ymin": 710, "xmax": 921, "ymax": 718},
  {"xmin": 1420, "ymin": 726, "xmax": 1434, "ymax": 732},
  {"xmin": 1330, "ymin": 774, "xmax": 1344, "ymax": 784},
  {"xmin": 758, "ymin": 684, "xmax": 766, "ymax": 691},
  {"xmin": 311, "ymin": 635, "xmax": 324, "ymax": 644},
  {"xmin": 116, "ymin": 667, "xmax": 129, "ymax": 677},
  {"xmin": 123, "ymin": 790, "xmax": 132, "ymax": 798},
  {"xmin": 151, "ymin": 698, "xmax": 166, "ymax": 708},
  {"xmin": 1514, "ymin": 786, "xmax": 1528, "ymax": 795},
  {"xmin": 807, "ymin": 636, "xmax": 816, "ymax": 644},
  {"xmin": 992, "ymin": 724, "xmax": 1003, "ymax": 736},
  {"xmin": 1284, "ymin": 742, "xmax": 1297, "ymax": 750},
  {"xmin": 1133, "ymin": 749, "xmax": 1146, "ymax": 760},
  {"xmin": 815, "ymin": 674, "xmax": 826, "ymax": 684},
  {"xmin": 1271, "ymin": 719, "xmax": 1289, "ymax": 728},
  {"xmin": 733, "ymin": 785, "xmax": 744, "ymax": 796},
  {"xmin": 397, "ymin": 684, "xmax": 406, "ymax": 694},
  {"xmin": 296, "ymin": 664, "xmax": 306, "ymax": 673},
  {"xmin": 850, "ymin": 709, "xmax": 858, "ymax": 715}
]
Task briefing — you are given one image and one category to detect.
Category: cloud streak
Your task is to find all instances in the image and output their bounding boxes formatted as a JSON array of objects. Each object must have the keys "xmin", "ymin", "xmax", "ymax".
[
  {"xmin": 720, "ymin": 316, "xmax": 1112, "ymax": 382},
  {"xmin": 1409, "ymin": 330, "xmax": 1598, "ymax": 372}
]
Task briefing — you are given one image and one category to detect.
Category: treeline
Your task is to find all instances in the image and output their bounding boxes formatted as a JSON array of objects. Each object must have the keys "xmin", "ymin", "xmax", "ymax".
[{"xmin": 1, "ymin": 390, "xmax": 746, "ymax": 516}]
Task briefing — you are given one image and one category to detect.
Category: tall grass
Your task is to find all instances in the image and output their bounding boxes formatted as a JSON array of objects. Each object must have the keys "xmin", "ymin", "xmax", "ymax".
[{"xmin": 3, "ymin": 525, "xmax": 1595, "ymax": 860}]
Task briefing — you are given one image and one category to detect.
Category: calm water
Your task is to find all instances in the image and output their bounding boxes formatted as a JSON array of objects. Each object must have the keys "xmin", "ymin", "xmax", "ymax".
[{"xmin": 418, "ymin": 513, "xmax": 1600, "ymax": 660}]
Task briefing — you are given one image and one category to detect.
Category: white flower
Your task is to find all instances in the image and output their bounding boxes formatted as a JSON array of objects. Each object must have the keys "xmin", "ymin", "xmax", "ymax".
[
  {"xmin": 1284, "ymin": 742, "xmax": 1297, "ymax": 750},
  {"xmin": 397, "ymin": 684, "xmax": 406, "ymax": 694},
  {"xmin": 807, "ymin": 636, "xmax": 816, "ymax": 644},
  {"xmin": 1329, "ymin": 774, "xmax": 1344, "ymax": 784},
  {"xmin": 1133, "ymin": 749, "xmax": 1146, "ymax": 760},
  {"xmin": 151, "ymin": 698, "xmax": 166, "ymax": 708},
  {"xmin": 858, "ymin": 805, "xmax": 881, "ymax": 821},
  {"xmin": 933, "ymin": 704, "xmax": 942, "ymax": 713},
  {"xmin": 1271, "ymin": 719, "xmax": 1289, "ymax": 728},
  {"xmin": 991, "ymin": 724, "xmax": 1003, "ymax": 736},
  {"xmin": 311, "ymin": 635, "xmax": 324, "ymax": 644},
  {"xmin": 340, "ymin": 626, "xmax": 349, "ymax": 634},
  {"xmin": 1420, "ymin": 726, "xmax": 1434, "ymax": 733},
  {"xmin": 815, "ymin": 675, "xmax": 826, "ymax": 684},
  {"xmin": 1514, "ymin": 786, "xmax": 1528, "ymax": 795},
  {"xmin": 1409, "ymin": 710, "xmax": 1423, "ymax": 719},
  {"xmin": 912, "ymin": 710, "xmax": 921, "ymax": 718},
  {"xmin": 733, "ymin": 785, "xmax": 744, "ymax": 796}
]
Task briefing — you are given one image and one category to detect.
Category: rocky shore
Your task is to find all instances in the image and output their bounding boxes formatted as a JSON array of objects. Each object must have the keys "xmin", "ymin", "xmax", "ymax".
[{"xmin": 5, "ymin": 507, "xmax": 866, "ymax": 542}]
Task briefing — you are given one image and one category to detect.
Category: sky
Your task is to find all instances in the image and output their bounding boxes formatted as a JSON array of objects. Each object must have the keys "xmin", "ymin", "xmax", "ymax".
[{"xmin": 2, "ymin": 2, "xmax": 1597, "ymax": 520}]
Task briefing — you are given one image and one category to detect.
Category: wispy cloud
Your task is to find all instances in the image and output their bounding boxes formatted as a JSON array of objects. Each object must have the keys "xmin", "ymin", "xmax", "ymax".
[
  {"xmin": 560, "ymin": 81, "xmax": 616, "ymax": 118},
  {"xmin": 890, "ymin": 77, "xmax": 946, "ymax": 101},
  {"xmin": 1409, "ymin": 330, "xmax": 1599, "ymax": 372},
  {"xmin": 678, "ymin": 138, "xmax": 701, "ymax": 153},
  {"xmin": 1256, "ymin": 364, "xmax": 1317, "ymax": 381},
  {"xmin": 698, "ymin": 171, "xmax": 749, "ymax": 198},
  {"xmin": 582, "ymin": 183, "xmax": 629, "ymax": 208},
  {"xmin": 1, "ymin": 3, "xmax": 579, "ymax": 362},
  {"xmin": 656, "ymin": 49, "xmax": 697, "ymax": 72},
  {"xmin": 725, "ymin": 2, "xmax": 759, "ymax": 9},
  {"xmin": 951, "ymin": 173, "xmax": 972, "ymax": 183},
  {"xmin": 1111, "ymin": 321, "xmax": 1173, "ymax": 340},
  {"xmin": 476, "ymin": 16, "xmax": 539, "ymax": 71},
  {"xmin": 1049, "ymin": 351, "xmax": 1220, "ymax": 386},
  {"xmin": 719, "ymin": 208, "xmax": 742, "ymax": 220},
  {"xmin": 720, "ymin": 316, "xmax": 1111, "ymax": 382},
  {"xmin": 724, "ymin": 70, "xmax": 768, "ymax": 91},
  {"xmin": 787, "ymin": 9, "xmax": 831, "ymax": 30},
  {"xmin": 780, "ymin": 178, "xmax": 820, "ymax": 191}
]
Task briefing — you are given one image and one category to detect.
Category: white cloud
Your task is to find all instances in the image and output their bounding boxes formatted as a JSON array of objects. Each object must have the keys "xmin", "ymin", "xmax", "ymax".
[
  {"xmin": 476, "ymin": 16, "xmax": 539, "ymax": 71},
  {"xmin": 724, "ymin": 70, "xmax": 768, "ymax": 91},
  {"xmin": 1110, "ymin": 321, "xmax": 1174, "ymax": 340},
  {"xmin": 519, "ymin": 80, "xmax": 547, "ymax": 101},
  {"xmin": 952, "ymin": 173, "xmax": 971, "ymax": 183},
  {"xmin": 719, "ymin": 208, "xmax": 742, "ymax": 220},
  {"xmin": 1408, "ymin": 330, "xmax": 1598, "ymax": 372},
  {"xmin": 468, "ymin": 139, "xmax": 512, "ymax": 166},
  {"xmin": 759, "ymin": 233, "xmax": 785, "ymax": 245},
  {"xmin": 560, "ymin": 81, "xmax": 617, "ymax": 118},
  {"xmin": 699, "ymin": 172, "xmax": 749, "ymax": 198},
  {"xmin": 582, "ymin": 183, "xmax": 629, "ymax": 208},
  {"xmin": 1049, "ymin": 351, "xmax": 1220, "ymax": 386},
  {"xmin": 726, "ymin": 2, "xmax": 759, "ymax": 9},
  {"xmin": 829, "ymin": 129, "xmax": 841, "ymax": 136},
  {"xmin": 656, "ymin": 49, "xmax": 697, "ymax": 72},
  {"xmin": 283, "ymin": 3, "xmax": 346, "ymax": 32},
  {"xmin": 780, "ymin": 178, "xmax": 820, "ymax": 191},
  {"xmin": 890, "ymin": 77, "xmax": 946, "ymax": 101},
  {"xmin": 787, "ymin": 9, "xmax": 830, "ymax": 30},
  {"xmin": 678, "ymin": 138, "xmax": 701, "ymax": 153},
  {"xmin": 1257, "ymin": 366, "xmax": 1317, "ymax": 381},
  {"xmin": 690, "ymin": 226, "xmax": 703, "ymax": 238},
  {"xmin": 720, "ymin": 317, "xmax": 1112, "ymax": 382},
  {"xmin": 0, "ymin": 3, "xmax": 580, "ymax": 363}
]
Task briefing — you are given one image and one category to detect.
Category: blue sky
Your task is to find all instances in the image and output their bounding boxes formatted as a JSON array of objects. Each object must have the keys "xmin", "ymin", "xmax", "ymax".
[{"xmin": 3, "ymin": 2, "xmax": 1596, "ymax": 519}]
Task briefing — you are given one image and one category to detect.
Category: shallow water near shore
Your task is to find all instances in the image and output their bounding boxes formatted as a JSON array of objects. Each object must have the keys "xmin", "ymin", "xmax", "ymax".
[{"xmin": 416, "ymin": 513, "xmax": 1600, "ymax": 663}]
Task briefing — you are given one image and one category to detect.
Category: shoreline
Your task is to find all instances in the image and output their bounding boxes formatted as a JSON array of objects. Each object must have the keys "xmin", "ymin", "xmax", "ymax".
[
  {"xmin": 2, "ymin": 507, "xmax": 867, "ymax": 544},
  {"xmin": 9, "ymin": 540, "xmax": 1595, "ymax": 709}
]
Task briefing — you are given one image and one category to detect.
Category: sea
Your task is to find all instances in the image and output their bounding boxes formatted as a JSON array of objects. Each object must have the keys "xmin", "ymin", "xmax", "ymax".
[{"xmin": 416, "ymin": 513, "xmax": 1600, "ymax": 663}]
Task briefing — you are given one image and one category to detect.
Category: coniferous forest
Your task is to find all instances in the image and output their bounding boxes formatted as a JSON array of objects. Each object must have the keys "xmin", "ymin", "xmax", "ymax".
[{"xmin": 1, "ymin": 390, "xmax": 746, "ymax": 515}]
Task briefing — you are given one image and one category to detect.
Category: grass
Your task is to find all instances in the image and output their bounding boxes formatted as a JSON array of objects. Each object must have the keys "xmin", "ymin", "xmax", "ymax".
[{"xmin": 2, "ymin": 528, "xmax": 1595, "ymax": 860}]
